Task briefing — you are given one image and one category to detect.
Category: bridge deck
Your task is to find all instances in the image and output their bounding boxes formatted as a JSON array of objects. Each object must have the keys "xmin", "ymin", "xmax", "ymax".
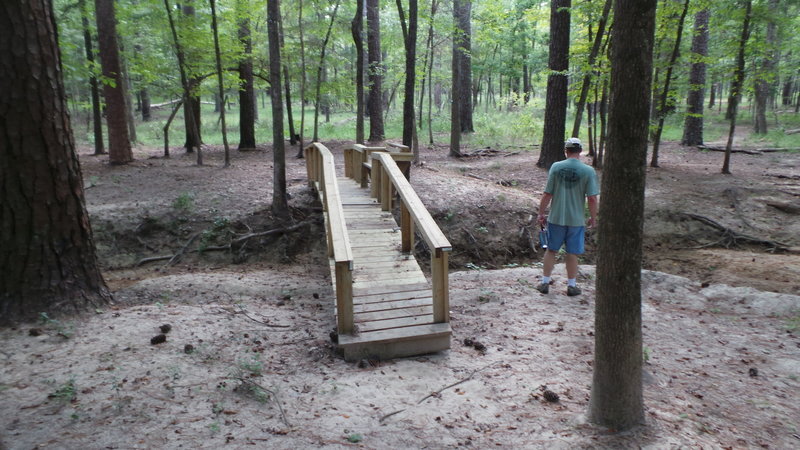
[{"xmin": 329, "ymin": 177, "xmax": 450, "ymax": 360}]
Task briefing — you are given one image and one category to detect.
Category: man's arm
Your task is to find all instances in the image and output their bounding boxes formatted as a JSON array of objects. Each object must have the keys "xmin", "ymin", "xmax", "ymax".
[
  {"xmin": 587, "ymin": 194, "xmax": 598, "ymax": 228},
  {"xmin": 537, "ymin": 192, "xmax": 553, "ymax": 226}
]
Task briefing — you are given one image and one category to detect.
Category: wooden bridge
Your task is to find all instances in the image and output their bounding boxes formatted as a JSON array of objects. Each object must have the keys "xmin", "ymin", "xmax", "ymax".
[{"xmin": 304, "ymin": 142, "xmax": 452, "ymax": 361}]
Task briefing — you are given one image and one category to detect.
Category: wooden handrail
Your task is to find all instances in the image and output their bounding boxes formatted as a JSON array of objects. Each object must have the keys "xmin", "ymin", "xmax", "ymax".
[
  {"xmin": 373, "ymin": 152, "xmax": 452, "ymax": 323},
  {"xmin": 304, "ymin": 143, "xmax": 354, "ymax": 334}
]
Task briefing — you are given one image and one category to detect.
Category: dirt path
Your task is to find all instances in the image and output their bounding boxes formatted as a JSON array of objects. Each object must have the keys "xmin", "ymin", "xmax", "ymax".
[{"xmin": 1, "ymin": 142, "xmax": 798, "ymax": 448}]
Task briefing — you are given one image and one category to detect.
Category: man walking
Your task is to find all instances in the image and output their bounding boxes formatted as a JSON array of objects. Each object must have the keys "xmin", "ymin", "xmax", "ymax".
[{"xmin": 536, "ymin": 138, "xmax": 599, "ymax": 296}]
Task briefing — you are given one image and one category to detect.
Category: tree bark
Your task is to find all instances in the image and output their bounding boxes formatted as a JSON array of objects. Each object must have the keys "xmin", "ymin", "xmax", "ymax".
[
  {"xmin": 209, "ymin": 0, "xmax": 230, "ymax": 167},
  {"xmin": 298, "ymin": 0, "xmax": 308, "ymax": 152},
  {"xmin": 367, "ymin": 0, "xmax": 384, "ymax": 142},
  {"xmin": 268, "ymin": 0, "xmax": 289, "ymax": 217},
  {"xmin": 588, "ymin": 0, "xmax": 657, "ymax": 431},
  {"xmin": 140, "ymin": 89, "xmax": 152, "ymax": 121},
  {"xmin": 1, "ymin": 0, "xmax": 112, "ymax": 322},
  {"xmin": 94, "ymin": 0, "xmax": 133, "ymax": 164},
  {"xmin": 79, "ymin": 0, "xmax": 105, "ymax": 155},
  {"xmin": 572, "ymin": 0, "xmax": 611, "ymax": 138},
  {"xmin": 352, "ymin": 0, "xmax": 366, "ymax": 144},
  {"xmin": 456, "ymin": 0, "xmax": 473, "ymax": 133},
  {"xmin": 397, "ymin": 0, "xmax": 418, "ymax": 147},
  {"xmin": 650, "ymin": 0, "xmax": 690, "ymax": 168},
  {"xmin": 681, "ymin": 8, "xmax": 709, "ymax": 146},
  {"xmin": 449, "ymin": 0, "xmax": 466, "ymax": 157},
  {"xmin": 754, "ymin": 0, "xmax": 778, "ymax": 135},
  {"xmin": 181, "ymin": 4, "xmax": 202, "ymax": 153},
  {"xmin": 722, "ymin": 0, "xmax": 753, "ymax": 174},
  {"xmin": 537, "ymin": 0, "xmax": 571, "ymax": 169},
  {"xmin": 237, "ymin": 0, "xmax": 256, "ymax": 150}
]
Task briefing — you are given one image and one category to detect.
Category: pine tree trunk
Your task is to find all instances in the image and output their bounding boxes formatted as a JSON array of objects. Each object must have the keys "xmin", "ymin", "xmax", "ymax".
[
  {"xmin": 1, "ymin": 0, "xmax": 112, "ymax": 322},
  {"xmin": 237, "ymin": 0, "xmax": 256, "ymax": 150},
  {"xmin": 268, "ymin": 0, "xmax": 289, "ymax": 217},
  {"xmin": 209, "ymin": 0, "xmax": 230, "ymax": 167},
  {"xmin": 537, "ymin": 0, "xmax": 571, "ymax": 169},
  {"xmin": 398, "ymin": 0, "xmax": 418, "ymax": 147},
  {"xmin": 449, "ymin": 0, "xmax": 465, "ymax": 157},
  {"xmin": 367, "ymin": 0, "xmax": 384, "ymax": 142},
  {"xmin": 352, "ymin": 0, "xmax": 366, "ymax": 144},
  {"xmin": 572, "ymin": 0, "xmax": 611, "ymax": 138},
  {"xmin": 313, "ymin": 0, "xmax": 341, "ymax": 142},
  {"xmin": 140, "ymin": 89, "xmax": 152, "ymax": 121},
  {"xmin": 457, "ymin": 0, "xmax": 473, "ymax": 133},
  {"xmin": 682, "ymin": 9, "xmax": 710, "ymax": 146},
  {"xmin": 95, "ymin": 0, "xmax": 133, "ymax": 164},
  {"xmin": 588, "ymin": 0, "xmax": 657, "ymax": 431}
]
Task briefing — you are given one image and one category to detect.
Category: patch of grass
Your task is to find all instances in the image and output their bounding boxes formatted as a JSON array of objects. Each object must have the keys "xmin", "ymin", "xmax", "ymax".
[
  {"xmin": 786, "ymin": 315, "xmax": 800, "ymax": 332},
  {"xmin": 50, "ymin": 377, "xmax": 77, "ymax": 404},
  {"xmin": 237, "ymin": 355, "xmax": 263, "ymax": 377},
  {"xmin": 172, "ymin": 192, "xmax": 195, "ymax": 212},
  {"xmin": 345, "ymin": 432, "xmax": 363, "ymax": 443},
  {"xmin": 38, "ymin": 312, "xmax": 74, "ymax": 338}
]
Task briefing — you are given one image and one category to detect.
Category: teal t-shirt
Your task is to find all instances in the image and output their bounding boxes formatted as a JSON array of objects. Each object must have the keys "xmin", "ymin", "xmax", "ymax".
[{"xmin": 544, "ymin": 158, "xmax": 599, "ymax": 226}]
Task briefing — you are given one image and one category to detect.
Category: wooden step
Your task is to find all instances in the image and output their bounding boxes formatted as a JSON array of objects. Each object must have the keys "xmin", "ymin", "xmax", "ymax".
[{"xmin": 337, "ymin": 323, "xmax": 452, "ymax": 361}]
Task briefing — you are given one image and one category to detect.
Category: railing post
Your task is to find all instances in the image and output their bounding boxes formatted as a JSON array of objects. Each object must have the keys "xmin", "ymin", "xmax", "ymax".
[
  {"xmin": 335, "ymin": 261, "xmax": 353, "ymax": 334},
  {"xmin": 371, "ymin": 156, "xmax": 383, "ymax": 199},
  {"xmin": 381, "ymin": 167, "xmax": 392, "ymax": 211},
  {"xmin": 401, "ymin": 201, "xmax": 414, "ymax": 252},
  {"xmin": 344, "ymin": 148, "xmax": 351, "ymax": 178},
  {"xmin": 432, "ymin": 249, "xmax": 450, "ymax": 323}
]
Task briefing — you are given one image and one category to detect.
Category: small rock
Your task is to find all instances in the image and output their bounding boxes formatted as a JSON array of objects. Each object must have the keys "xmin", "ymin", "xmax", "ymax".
[
  {"xmin": 160, "ymin": 324, "xmax": 172, "ymax": 334},
  {"xmin": 463, "ymin": 337, "xmax": 474, "ymax": 347},
  {"xmin": 312, "ymin": 293, "xmax": 320, "ymax": 299},
  {"xmin": 357, "ymin": 359, "xmax": 368, "ymax": 369},
  {"xmin": 184, "ymin": 344, "xmax": 195, "ymax": 354},
  {"xmin": 150, "ymin": 334, "xmax": 167, "ymax": 345},
  {"xmin": 28, "ymin": 328, "xmax": 43, "ymax": 337},
  {"xmin": 329, "ymin": 329, "xmax": 338, "ymax": 344},
  {"xmin": 749, "ymin": 367, "xmax": 758, "ymax": 377},
  {"xmin": 543, "ymin": 390, "xmax": 560, "ymax": 403},
  {"xmin": 473, "ymin": 341, "xmax": 487, "ymax": 352}
]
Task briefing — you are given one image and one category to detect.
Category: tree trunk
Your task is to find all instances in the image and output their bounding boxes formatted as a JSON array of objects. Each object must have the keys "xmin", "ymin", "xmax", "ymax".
[
  {"xmin": 268, "ymin": 0, "xmax": 289, "ymax": 217},
  {"xmin": 588, "ymin": 0, "xmax": 657, "ymax": 431},
  {"xmin": 572, "ymin": 0, "xmax": 611, "ymax": 138},
  {"xmin": 722, "ymin": 0, "xmax": 753, "ymax": 174},
  {"xmin": 298, "ymin": 0, "xmax": 308, "ymax": 153},
  {"xmin": 367, "ymin": 0, "xmax": 384, "ymax": 142},
  {"xmin": 397, "ymin": 0, "xmax": 418, "ymax": 147},
  {"xmin": 278, "ymin": 11, "xmax": 297, "ymax": 146},
  {"xmin": 140, "ymin": 89, "xmax": 152, "ymax": 121},
  {"xmin": 181, "ymin": 4, "xmax": 202, "ymax": 153},
  {"xmin": 313, "ymin": 0, "xmax": 341, "ymax": 142},
  {"xmin": 449, "ymin": 0, "xmax": 466, "ymax": 157},
  {"xmin": 456, "ymin": 0, "xmax": 473, "ymax": 133},
  {"xmin": 237, "ymin": 0, "xmax": 256, "ymax": 150},
  {"xmin": 681, "ymin": 8, "xmax": 709, "ymax": 146},
  {"xmin": 209, "ymin": 0, "xmax": 230, "ymax": 167},
  {"xmin": 352, "ymin": 0, "xmax": 366, "ymax": 144},
  {"xmin": 708, "ymin": 81, "xmax": 716, "ymax": 108},
  {"xmin": 754, "ymin": 0, "xmax": 778, "ymax": 135},
  {"xmin": 118, "ymin": 48, "xmax": 138, "ymax": 145},
  {"xmin": 94, "ymin": 0, "xmax": 133, "ymax": 164},
  {"xmin": 79, "ymin": 0, "xmax": 105, "ymax": 155},
  {"xmin": 650, "ymin": 0, "xmax": 690, "ymax": 168},
  {"xmin": 1, "ymin": 0, "xmax": 112, "ymax": 322},
  {"xmin": 537, "ymin": 0, "xmax": 571, "ymax": 169}
]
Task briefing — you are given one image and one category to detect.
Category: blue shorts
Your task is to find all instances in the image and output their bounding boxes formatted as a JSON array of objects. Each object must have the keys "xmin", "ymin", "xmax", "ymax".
[{"xmin": 546, "ymin": 223, "xmax": 585, "ymax": 254}]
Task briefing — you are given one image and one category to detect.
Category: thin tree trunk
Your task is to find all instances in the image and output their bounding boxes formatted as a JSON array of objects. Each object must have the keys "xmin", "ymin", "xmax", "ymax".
[
  {"xmin": 589, "ymin": 0, "xmax": 657, "ymax": 431},
  {"xmin": 298, "ymin": 0, "xmax": 308, "ymax": 153},
  {"xmin": 140, "ymin": 89, "xmax": 152, "ymax": 121},
  {"xmin": 708, "ymin": 81, "xmax": 716, "ymax": 108},
  {"xmin": 572, "ymin": 0, "xmax": 611, "ymax": 138},
  {"xmin": 722, "ymin": 0, "xmax": 753, "ymax": 174},
  {"xmin": 118, "ymin": 48, "xmax": 137, "ymax": 145},
  {"xmin": 80, "ymin": 0, "xmax": 105, "ymax": 155},
  {"xmin": 352, "ymin": 0, "xmax": 366, "ymax": 144},
  {"xmin": 537, "ymin": 0, "xmax": 571, "ymax": 169},
  {"xmin": 367, "ymin": 0, "xmax": 384, "ymax": 142},
  {"xmin": 312, "ymin": 0, "xmax": 341, "ymax": 142},
  {"xmin": 209, "ymin": 0, "xmax": 230, "ymax": 167},
  {"xmin": 1, "ymin": 0, "xmax": 112, "ymax": 321},
  {"xmin": 754, "ymin": 0, "xmax": 778, "ymax": 134},
  {"xmin": 651, "ymin": 0, "xmax": 690, "ymax": 168},
  {"xmin": 449, "ymin": 0, "xmax": 465, "ymax": 157},
  {"xmin": 267, "ymin": 0, "xmax": 288, "ymax": 217},
  {"xmin": 457, "ymin": 0, "xmax": 473, "ymax": 133},
  {"xmin": 237, "ymin": 0, "xmax": 256, "ymax": 150},
  {"xmin": 681, "ymin": 8, "xmax": 709, "ymax": 146},
  {"xmin": 95, "ymin": 0, "xmax": 133, "ymax": 164},
  {"xmin": 279, "ymin": 12, "xmax": 296, "ymax": 146},
  {"xmin": 180, "ymin": 3, "xmax": 202, "ymax": 154}
]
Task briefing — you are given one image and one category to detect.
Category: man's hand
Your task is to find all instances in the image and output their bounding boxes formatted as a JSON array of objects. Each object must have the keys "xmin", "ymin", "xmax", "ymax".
[
  {"xmin": 537, "ymin": 213, "xmax": 547, "ymax": 227},
  {"xmin": 587, "ymin": 217, "xmax": 596, "ymax": 229}
]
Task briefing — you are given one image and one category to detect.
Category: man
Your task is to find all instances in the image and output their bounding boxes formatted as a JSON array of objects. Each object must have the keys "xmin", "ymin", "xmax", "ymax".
[{"xmin": 536, "ymin": 138, "xmax": 599, "ymax": 296}]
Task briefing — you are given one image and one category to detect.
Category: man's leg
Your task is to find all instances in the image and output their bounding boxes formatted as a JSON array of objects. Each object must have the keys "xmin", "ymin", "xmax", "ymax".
[
  {"xmin": 564, "ymin": 227, "xmax": 585, "ymax": 296},
  {"xmin": 566, "ymin": 253, "xmax": 579, "ymax": 281},
  {"xmin": 537, "ymin": 250, "xmax": 558, "ymax": 294}
]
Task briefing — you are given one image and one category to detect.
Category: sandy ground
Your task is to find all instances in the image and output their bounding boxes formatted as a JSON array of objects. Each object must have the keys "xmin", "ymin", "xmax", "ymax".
[{"xmin": 1, "ymin": 140, "xmax": 799, "ymax": 448}]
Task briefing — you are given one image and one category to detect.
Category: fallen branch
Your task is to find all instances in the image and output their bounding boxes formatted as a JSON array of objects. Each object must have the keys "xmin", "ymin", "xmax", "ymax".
[
  {"xmin": 136, "ymin": 255, "xmax": 173, "ymax": 266},
  {"xmin": 785, "ymin": 128, "xmax": 800, "ymax": 135},
  {"xmin": 466, "ymin": 173, "xmax": 490, "ymax": 182},
  {"xmin": 696, "ymin": 145, "xmax": 800, "ymax": 154},
  {"xmin": 681, "ymin": 213, "xmax": 790, "ymax": 251},
  {"xmin": 167, "ymin": 232, "xmax": 201, "ymax": 266},
  {"xmin": 236, "ymin": 304, "xmax": 292, "ymax": 328},
  {"xmin": 233, "ymin": 377, "xmax": 290, "ymax": 427},
  {"xmin": 766, "ymin": 201, "xmax": 800, "ymax": 214},
  {"xmin": 417, "ymin": 363, "xmax": 496, "ymax": 405}
]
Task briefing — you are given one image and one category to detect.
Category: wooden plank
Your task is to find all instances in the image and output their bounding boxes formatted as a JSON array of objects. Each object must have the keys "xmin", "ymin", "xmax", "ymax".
[
  {"xmin": 354, "ymin": 290, "xmax": 431, "ymax": 305},
  {"xmin": 352, "ymin": 282, "xmax": 431, "ymax": 297},
  {"xmin": 338, "ymin": 323, "xmax": 451, "ymax": 362},
  {"xmin": 354, "ymin": 305, "xmax": 433, "ymax": 322},
  {"xmin": 335, "ymin": 261, "xmax": 354, "ymax": 334},
  {"xmin": 431, "ymin": 251, "xmax": 449, "ymax": 323},
  {"xmin": 355, "ymin": 314, "xmax": 435, "ymax": 333},
  {"xmin": 354, "ymin": 297, "xmax": 432, "ymax": 312},
  {"xmin": 353, "ymin": 273, "xmax": 427, "ymax": 285}
]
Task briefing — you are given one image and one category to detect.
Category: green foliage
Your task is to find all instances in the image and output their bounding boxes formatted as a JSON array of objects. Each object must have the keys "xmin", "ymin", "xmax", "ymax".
[
  {"xmin": 50, "ymin": 377, "xmax": 77, "ymax": 404},
  {"xmin": 172, "ymin": 192, "xmax": 194, "ymax": 212}
]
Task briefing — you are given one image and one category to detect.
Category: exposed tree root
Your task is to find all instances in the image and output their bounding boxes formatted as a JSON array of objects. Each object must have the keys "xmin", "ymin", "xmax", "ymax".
[{"xmin": 681, "ymin": 213, "xmax": 791, "ymax": 252}]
